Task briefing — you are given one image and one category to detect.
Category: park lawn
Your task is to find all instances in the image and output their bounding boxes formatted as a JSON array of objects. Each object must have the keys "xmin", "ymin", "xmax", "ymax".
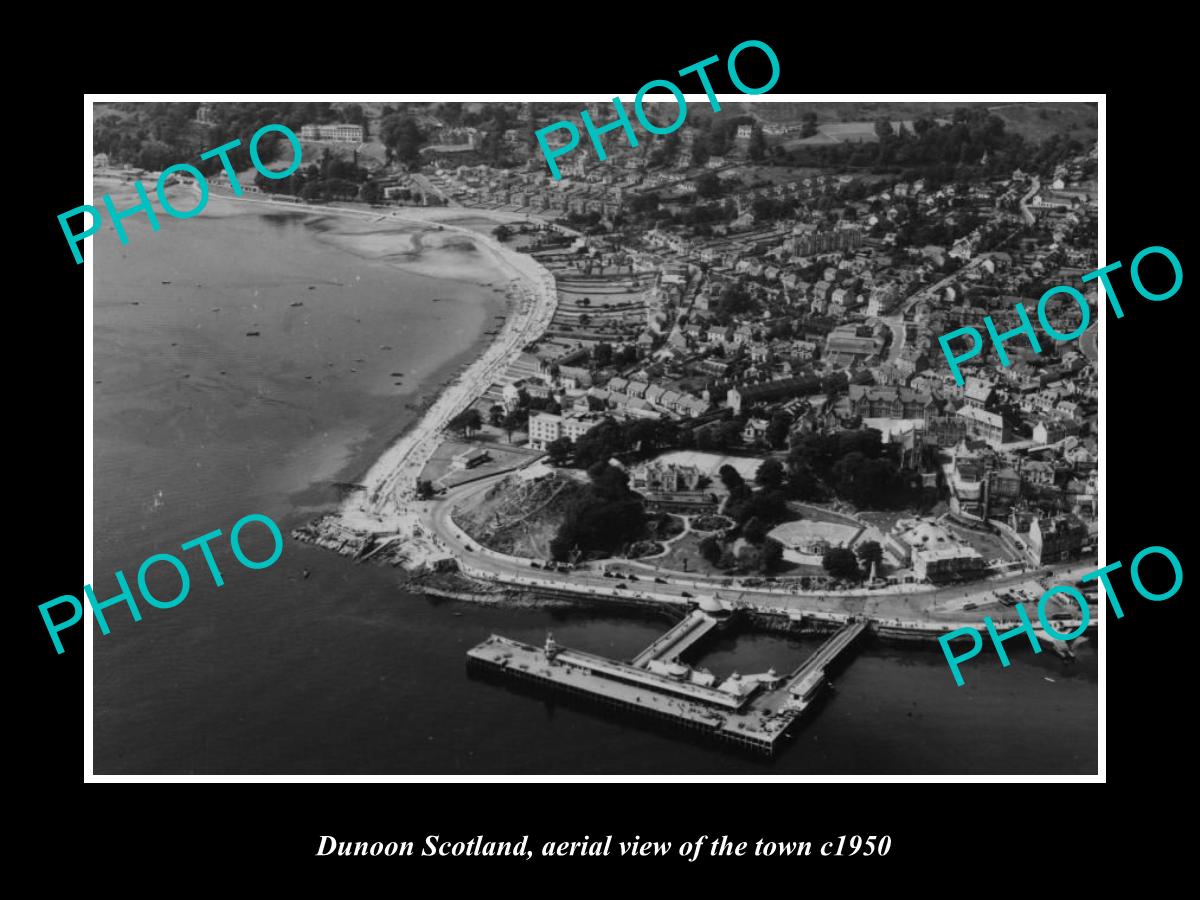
[{"xmin": 651, "ymin": 532, "xmax": 724, "ymax": 577}]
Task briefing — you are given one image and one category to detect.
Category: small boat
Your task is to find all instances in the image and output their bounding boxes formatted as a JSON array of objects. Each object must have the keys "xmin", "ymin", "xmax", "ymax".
[
  {"xmin": 302, "ymin": 569, "xmax": 310, "ymax": 579},
  {"xmin": 307, "ymin": 286, "xmax": 316, "ymax": 290},
  {"xmin": 246, "ymin": 331, "xmax": 261, "ymax": 337},
  {"xmin": 131, "ymin": 301, "xmax": 140, "ymax": 306},
  {"xmin": 161, "ymin": 281, "xmax": 171, "ymax": 285},
  {"xmin": 211, "ymin": 307, "xmax": 221, "ymax": 312},
  {"xmin": 1043, "ymin": 677, "xmax": 1056, "ymax": 683},
  {"xmin": 290, "ymin": 301, "xmax": 303, "ymax": 307},
  {"xmin": 390, "ymin": 372, "xmax": 403, "ymax": 377}
]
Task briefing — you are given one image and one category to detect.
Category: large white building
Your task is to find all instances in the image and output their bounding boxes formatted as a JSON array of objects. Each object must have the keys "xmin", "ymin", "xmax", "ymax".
[
  {"xmin": 912, "ymin": 545, "xmax": 983, "ymax": 581},
  {"xmin": 300, "ymin": 123, "xmax": 364, "ymax": 143},
  {"xmin": 956, "ymin": 405, "xmax": 1006, "ymax": 448},
  {"xmin": 527, "ymin": 412, "xmax": 600, "ymax": 450}
]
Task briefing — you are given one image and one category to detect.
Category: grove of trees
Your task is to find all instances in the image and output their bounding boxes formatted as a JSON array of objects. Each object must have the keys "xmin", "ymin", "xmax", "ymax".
[{"xmin": 550, "ymin": 462, "xmax": 646, "ymax": 561}]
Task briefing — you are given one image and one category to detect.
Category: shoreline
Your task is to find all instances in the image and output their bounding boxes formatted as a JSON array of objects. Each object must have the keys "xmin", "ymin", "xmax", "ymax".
[
  {"xmin": 93, "ymin": 175, "xmax": 522, "ymax": 535},
  {"xmin": 160, "ymin": 178, "xmax": 1088, "ymax": 640},
  {"xmin": 194, "ymin": 182, "xmax": 552, "ymax": 517},
  {"xmin": 194, "ymin": 189, "xmax": 563, "ymax": 552}
]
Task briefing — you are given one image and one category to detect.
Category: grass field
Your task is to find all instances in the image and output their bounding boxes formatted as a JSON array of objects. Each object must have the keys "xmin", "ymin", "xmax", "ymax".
[{"xmin": 651, "ymin": 532, "xmax": 723, "ymax": 576}]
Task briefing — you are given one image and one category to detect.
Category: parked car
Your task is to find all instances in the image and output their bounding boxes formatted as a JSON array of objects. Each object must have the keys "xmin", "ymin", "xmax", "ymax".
[
  {"xmin": 681, "ymin": 591, "xmax": 694, "ymax": 599},
  {"xmin": 654, "ymin": 577, "xmax": 667, "ymax": 585},
  {"xmin": 614, "ymin": 583, "xmax": 628, "ymax": 590}
]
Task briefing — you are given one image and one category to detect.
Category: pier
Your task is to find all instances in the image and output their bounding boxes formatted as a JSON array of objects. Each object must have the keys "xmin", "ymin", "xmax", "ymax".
[
  {"xmin": 629, "ymin": 609, "xmax": 722, "ymax": 669},
  {"xmin": 467, "ymin": 609, "xmax": 870, "ymax": 756}
]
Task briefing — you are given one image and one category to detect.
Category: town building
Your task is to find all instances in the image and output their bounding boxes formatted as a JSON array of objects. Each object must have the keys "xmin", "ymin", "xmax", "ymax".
[
  {"xmin": 727, "ymin": 377, "xmax": 817, "ymax": 415},
  {"xmin": 299, "ymin": 123, "xmax": 364, "ymax": 143},
  {"xmin": 1028, "ymin": 514, "xmax": 1088, "ymax": 564},
  {"xmin": 849, "ymin": 384, "xmax": 938, "ymax": 421},
  {"xmin": 956, "ymin": 406, "xmax": 1007, "ymax": 448},
  {"xmin": 527, "ymin": 411, "xmax": 600, "ymax": 450},
  {"xmin": 913, "ymin": 545, "xmax": 984, "ymax": 581},
  {"xmin": 453, "ymin": 447, "xmax": 492, "ymax": 470}
]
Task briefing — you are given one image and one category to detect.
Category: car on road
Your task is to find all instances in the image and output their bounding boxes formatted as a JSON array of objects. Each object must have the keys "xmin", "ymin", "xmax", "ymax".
[
  {"xmin": 602, "ymin": 571, "xmax": 613, "ymax": 578},
  {"xmin": 530, "ymin": 561, "xmax": 541, "ymax": 568},
  {"xmin": 681, "ymin": 591, "xmax": 694, "ymax": 598},
  {"xmin": 963, "ymin": 601, "xmax": 978, "ymax": 610},
  {"xmin": 628, "ymin": 574, "xmax": 639, "ymax": 581},
  {"xmin": 614, "ymin": 583, "xmax": 628, "ymax": 590},
  {"xmin": 654, "ymin": 577, "xmax": 667, "ymax": 585}
]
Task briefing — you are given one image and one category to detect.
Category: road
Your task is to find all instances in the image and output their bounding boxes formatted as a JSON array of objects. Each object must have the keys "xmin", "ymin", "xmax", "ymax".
[
  {"xmin": 1019, "ymin": 176, "xmax": 1040, "ymax": 226},
  {"xmin": 422, "ymin": 471, "xmax": 1098, "ymax": 629},
  {"xmin": 882, "ymin": 254, "xmax": 991, "ymax": 364}
]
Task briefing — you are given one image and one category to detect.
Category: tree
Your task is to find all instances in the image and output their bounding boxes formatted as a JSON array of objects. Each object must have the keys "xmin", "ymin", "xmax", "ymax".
[
  {"xmin": 551, "ymin": 462, "xmax": 645, "ymax": 560},
  {"xmin": 489, "ymin": 404, "xmax": 506, "ymax": 427},
  {"xmin": 450, "ymin": 408, "xmax": 482, "ymax": 437},
  {"xmin": 748, "ymin": 126, "xmax": 767, "ymax": 161},
  {"xmin": 761, "ymin": 537, "xmax": 784, "ymax": 573},
  {"xmin": 416, "ymin": 479, "xmax": 435, "ymax": 500},
  {"xmin": 360, "ymin": 180, "xmax": 383, "ymax": 205},
  {"xmin": 801, "ymin": 112, "xmax": 819, "ymax": 138},
  {"xmin": 766, "ymin": 412, "xmax": 792, "ymax": 449},
  {"xmin": 856, "ymin": 540, "xmax": 884, "ymax": 573},
  {"xmin": 699, "ymin": 534, "xmax": 722, "ymax": 565},
  {"xmin": 756, "ymin": 458, "xmax": 785, "ymax": 490},
  {"xmin": 493, "ymin": 225, "xmax": 512, "ymax": 242},
  {"xmin": 822, "ymin": 546, "xmax": 862, "ymax": 581},
  {"xmin": 787, "ymin": 462, "xmax": 822, "ymax": 501},
  {"xmin": 874, "ymin": 117, "xmax": 894, "ymax": 139},
  {"xmin": 501, "ymin": 410, "xmax": 524, "ymax": 443},
  {"xmin": 743, "ymin": 516, "xmax": 768, "ymax": 544},
  {"xmin": 832, "ymin": 452, "xmax": 905, "ymax": 508},
  {"xmin": 696, "ymin": 171, "xmax": 722, "ymax": 199},
  {"xmin": 546, "ymin": 437, "xmax": 572, "ymax": 466},
  {"xmin": 379, "ymin": 113, "xmax": 425, "ymax": 165},
  {"xmin": 592, "ymin": 342, "xmax": 613, "ymax": 367},
  {"xmin": 718, "ymin": 464, "xmax": 744, "ymax": 491},
  {"xmin": 715, "ymin": 284, "xmax": 755, "ymax": 320},
  {"xmin": 571, "ymin": 417, "xmax": 624, "ymax": 468}
]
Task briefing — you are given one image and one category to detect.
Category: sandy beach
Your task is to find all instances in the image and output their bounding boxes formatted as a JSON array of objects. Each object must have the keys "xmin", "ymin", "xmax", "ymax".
[{"xmin": 105, "ymin": 178, "xmax": 563, "ymax": 552}]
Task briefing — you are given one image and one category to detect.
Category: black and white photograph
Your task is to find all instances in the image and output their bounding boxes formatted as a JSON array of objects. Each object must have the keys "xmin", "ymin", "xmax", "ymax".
[{"xmin": 78, "ymin": 94, "xmax": 1108, "ymax": 776}]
